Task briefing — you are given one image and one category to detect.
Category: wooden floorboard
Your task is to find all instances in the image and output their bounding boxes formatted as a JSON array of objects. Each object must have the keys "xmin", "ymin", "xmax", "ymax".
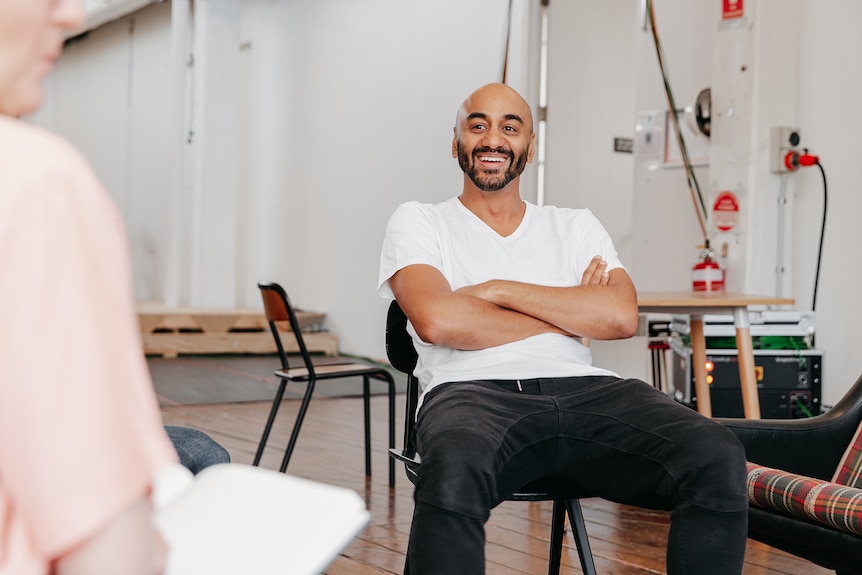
[{"xmin": 160, "ymin": 394, "xmax": 832, "ymax": 574}]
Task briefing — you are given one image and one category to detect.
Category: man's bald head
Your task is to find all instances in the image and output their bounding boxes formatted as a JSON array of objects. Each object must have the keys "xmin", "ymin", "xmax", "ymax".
[{"xmin": 454, "ymin": 83, "xmax": 534, "ymax": 137}]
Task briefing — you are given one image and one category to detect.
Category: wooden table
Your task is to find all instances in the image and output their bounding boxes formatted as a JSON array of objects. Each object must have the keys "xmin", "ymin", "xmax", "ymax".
[{"xmin": 637, "ymin": 292, "xmax": 795, "ymax": 419}]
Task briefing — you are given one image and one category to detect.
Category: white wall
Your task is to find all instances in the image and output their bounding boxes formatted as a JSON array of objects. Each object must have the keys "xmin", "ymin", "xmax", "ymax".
[
  {"xmin": 629, "ymin": 0, "xmax": 714, "ymax": 291},
  {"xmin": 34, "ymin": 2, "xmax": 174, "ymax": 301},
  {"xmin": 236, "ymin": 0, "xmax": 517, "ymax": 355},
  {"xmin": 544, "ymin": 0, "xmax": 637, "ymax": 262},
  {"xmin": 34, "ymin": 0, "xmax": 518, "ymax": 359},
  {"xmin": 30, "ymin": 0, "xmax": 862, "ymax": 405},
  {"xmin": 794, "ymin": 1, "xmax": 862, "ymax": 404}
]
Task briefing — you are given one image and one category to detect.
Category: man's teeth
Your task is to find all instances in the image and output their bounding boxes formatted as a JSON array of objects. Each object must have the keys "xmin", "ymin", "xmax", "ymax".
[{"xmin": 479, "ymin": 156, "xmax": 506, "ymax": 162}]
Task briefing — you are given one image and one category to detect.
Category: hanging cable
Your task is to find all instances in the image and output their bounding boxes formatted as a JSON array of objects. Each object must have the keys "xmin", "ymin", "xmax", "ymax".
[
  {"xmin": 811, "ymin": 161, "xmax": 827, "ymax": 312},
  {"xmin": 783, "ymin": 149, "xmax": 826, "ymax": 313},
  {"xmin": 645, "ymin": 0, "xmax": 708, "ymax": 241}
]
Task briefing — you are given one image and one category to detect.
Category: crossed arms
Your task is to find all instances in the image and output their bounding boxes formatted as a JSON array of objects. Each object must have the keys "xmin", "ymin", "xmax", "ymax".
[{"xmin": 389, "ymin": 256, "xmax": 639, "ymax": 351}]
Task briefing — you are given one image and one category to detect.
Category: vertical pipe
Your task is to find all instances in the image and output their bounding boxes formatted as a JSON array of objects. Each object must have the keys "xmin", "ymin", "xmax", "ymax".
[
  {"xmin": 500, "ymin": 0, "xmax": 513, "ymax": 83},
  {"xmin": 167, "ymin": 0, "xmax": 191, "ymax": 306},
  {"xmin": 775, "ymin": 173, "xmax": 788, "ymax": 297},
  {"xmin": 640, "ymin": 0, "xmax": 648, "ymax": 31},
  {"xmin": 536, "ymin": 0, "xmax": 549, "ymax": 207}
]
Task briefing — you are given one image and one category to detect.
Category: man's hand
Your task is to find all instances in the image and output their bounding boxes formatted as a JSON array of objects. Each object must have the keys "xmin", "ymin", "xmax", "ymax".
[{"xmin": 581, "ymin": 256, "xmax": 609, "ymax": 286}]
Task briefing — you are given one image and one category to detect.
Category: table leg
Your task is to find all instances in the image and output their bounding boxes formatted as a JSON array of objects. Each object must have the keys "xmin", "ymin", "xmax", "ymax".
[
  {"xmin": 733, "ymin": 308, "xmax": 761, "ymax": 419},
  {"xmin": 689, "ymin": 315, "xmax": 712, "ymax": 417}
]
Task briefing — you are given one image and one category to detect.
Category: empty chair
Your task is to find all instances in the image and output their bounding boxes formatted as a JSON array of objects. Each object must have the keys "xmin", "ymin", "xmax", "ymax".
[{"xmin": 254, "ymin": 281, "xmax": 397, "ymax": 487}]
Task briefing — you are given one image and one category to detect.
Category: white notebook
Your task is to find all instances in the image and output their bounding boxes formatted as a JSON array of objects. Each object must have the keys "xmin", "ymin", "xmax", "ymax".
[{"xmin": 153, "ymin": 463, "xmax": 370, "ymax": 575}]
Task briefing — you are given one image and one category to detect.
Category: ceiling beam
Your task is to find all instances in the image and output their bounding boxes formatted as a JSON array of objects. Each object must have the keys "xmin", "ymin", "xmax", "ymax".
[{"xmin": 78, "ymin": 0, "xmax": 162, "ymax": 33}]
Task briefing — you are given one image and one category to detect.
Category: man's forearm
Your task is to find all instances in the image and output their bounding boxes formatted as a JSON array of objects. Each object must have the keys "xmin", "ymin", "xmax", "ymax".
[
  {"xmin": 390, "ymin": 264, "xmax": 571, "ymax": 350},
  {"xmin": 458, "ymin": 273, "xmax": 638, "ymax": 340},
  {"xmin": 409, "ymin": 291, "xmax": 568, "ymax": 350}
]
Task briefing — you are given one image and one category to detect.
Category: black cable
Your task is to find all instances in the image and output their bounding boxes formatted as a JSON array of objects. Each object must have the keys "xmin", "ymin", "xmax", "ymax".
[
  {"xmin": 811, "ymin": 162, "xmax": 828, "ymax": 312},
  {"xmin": 646, "ymin": 0, "xmax": 708, "ymax": 242}
]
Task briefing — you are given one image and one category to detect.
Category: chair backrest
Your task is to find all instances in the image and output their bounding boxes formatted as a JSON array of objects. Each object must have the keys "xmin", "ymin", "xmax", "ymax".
[
  {"xmin": 385, "ymin": 300, "xmax": 420, "ymax": 457},
  {"xmin": 385, "ymin": 301, "xmax": 418, "ymax": 373},
  {"xmin": 258, "ymin": 281, "xmax": 314, "ymax": 373}
]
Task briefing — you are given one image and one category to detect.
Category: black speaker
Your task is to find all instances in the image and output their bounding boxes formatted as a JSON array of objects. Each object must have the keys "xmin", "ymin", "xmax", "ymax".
[{"xmin": 669, "ymin": 348, "xmax": 822, "ymax": 419}]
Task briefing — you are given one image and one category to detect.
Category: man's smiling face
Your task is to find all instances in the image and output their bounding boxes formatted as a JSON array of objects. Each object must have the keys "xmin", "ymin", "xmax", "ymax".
[{"xmin": 452, "ymin": 84, "xmax": 535, "ymax": 192}]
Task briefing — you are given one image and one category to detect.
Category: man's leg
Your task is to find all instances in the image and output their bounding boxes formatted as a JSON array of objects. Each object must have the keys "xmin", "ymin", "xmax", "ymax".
[
  {"xmin": 549, "ymin": 376, "xmax": 748, "ymax": 575},
  {"xmin": 164, "ymin": 425, "xmax": 230, "ymax": 474},
  {"xmin": 406, "ymin": 382, "xmax": 559, "ymax": 575},
  {"xmin": 406, "ymin": 498, "xmax": 485, "ymax": 574}
]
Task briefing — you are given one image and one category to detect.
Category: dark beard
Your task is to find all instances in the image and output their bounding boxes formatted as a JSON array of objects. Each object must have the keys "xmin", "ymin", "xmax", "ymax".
[{"xmin": 457, "ymin": 142, "xmax": 528, "ymax": 192}]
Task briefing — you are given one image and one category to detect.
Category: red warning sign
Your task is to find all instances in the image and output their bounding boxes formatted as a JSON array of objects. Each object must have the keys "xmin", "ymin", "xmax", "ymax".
[
  {"xmin": 712, "ymin": 191, "xmax": 739, "ymax": 232},
  {"xmin": 723, "ymin": 0, "xmax": 744, "ymax": 20}
]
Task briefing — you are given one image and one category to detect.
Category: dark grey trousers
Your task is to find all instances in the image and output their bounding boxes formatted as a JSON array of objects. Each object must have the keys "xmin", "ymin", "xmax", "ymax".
[{"xmin": 406, "ymin": 376, "xmax": 748, "ymax": 575}]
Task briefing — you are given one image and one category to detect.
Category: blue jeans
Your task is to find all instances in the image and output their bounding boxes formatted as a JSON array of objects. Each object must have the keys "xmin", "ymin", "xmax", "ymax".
[
  {"xmin": 164, "ymin": 425, "xmax": 231, "ymax": 474},
  {"xmin": 406, "ymin": 377, "xmax": 748, "ymax": 575}
]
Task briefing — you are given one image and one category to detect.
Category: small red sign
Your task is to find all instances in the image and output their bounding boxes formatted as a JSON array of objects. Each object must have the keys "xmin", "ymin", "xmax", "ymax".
[
  {"xmin": 723, "ymin": 0, "xmax": 744, "ymax": 20},
  {"xmin": 712, "ymin": 191, "xmax": 740, "ymax": 232}
]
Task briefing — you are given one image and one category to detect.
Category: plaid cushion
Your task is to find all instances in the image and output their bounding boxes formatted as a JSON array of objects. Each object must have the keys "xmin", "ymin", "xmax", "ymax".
[
  {"xmin": 747, "ymin": 462, "xmax": 862, "ymax": 536},
  {"xmin": 834, "ymin": 422, "xmax": 862, "ymax": 488}
]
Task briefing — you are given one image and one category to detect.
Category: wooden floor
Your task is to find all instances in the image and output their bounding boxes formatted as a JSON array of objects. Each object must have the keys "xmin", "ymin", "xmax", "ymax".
[{"xmin": 160, "ymin": 391, "xmax": 832, "ymax": 575}]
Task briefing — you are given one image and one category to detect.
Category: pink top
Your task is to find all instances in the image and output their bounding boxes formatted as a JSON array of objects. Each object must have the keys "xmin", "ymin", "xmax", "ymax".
[{"xmin": 0, "ymin": 117, "xmax": 177, "ymax": 574}]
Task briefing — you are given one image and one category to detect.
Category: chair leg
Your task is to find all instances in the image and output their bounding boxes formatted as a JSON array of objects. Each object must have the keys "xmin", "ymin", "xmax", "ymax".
[
  {"xmin": 278, "ymin": 377, "xmax": 316, "ymax": 473},
  {"xmin": 651, "ymin": 348, "xmax": 660, "ymax": 389},
  {"xmin": 373, "ymin": 369, "xmax": 398, "ymax": 487},
  {"xmin": 565, "ymin": 499, "xmax": 597, "ymax": 575},
  {"xmin": 253, "ymin": 378, "xmax": 288, "ymax": 466},
  {"xmin": 547, "ymin": 499, "xmax": 567, "ymax": 575},
  {"xmin": 363, "ymin": 376, "xmax": 372, "ymax": 477},
  {"xmin": 387, "ymin": 372, "xmax": 396, "ymax": 488}
]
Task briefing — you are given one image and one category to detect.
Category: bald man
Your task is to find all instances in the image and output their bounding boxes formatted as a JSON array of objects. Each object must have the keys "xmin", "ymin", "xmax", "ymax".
[{"xmin": 378, "ymin": 83, "xmax": 748, "ymax": 575}]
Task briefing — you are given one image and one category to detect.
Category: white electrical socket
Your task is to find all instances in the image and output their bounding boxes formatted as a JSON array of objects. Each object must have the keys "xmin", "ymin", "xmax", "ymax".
[{"xmin": 769, "ymin": 126, "xmax": 801, "ymax": 173}]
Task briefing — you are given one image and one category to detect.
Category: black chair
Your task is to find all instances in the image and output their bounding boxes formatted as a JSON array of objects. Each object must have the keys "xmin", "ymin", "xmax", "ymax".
[
  {"xmin": 254, "ymin": 281, "xmax": 397, "ymax": 487},
  {"xmin": 385, "ymin": 300, "xmax": 597, "ymax": 575},
  {"xmin": 717, "ymin": 375, "xmax": 862, "ymax": 575}
]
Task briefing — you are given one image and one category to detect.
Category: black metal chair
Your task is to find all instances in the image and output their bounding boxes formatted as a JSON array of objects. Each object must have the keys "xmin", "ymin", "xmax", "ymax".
[
  {"xmin": 385, "ymin": 300, "xmax": 597, "ymax": 575},
  {"xmin": 253, "ymin": 281, "xmax": 397, "ymax": 487}
]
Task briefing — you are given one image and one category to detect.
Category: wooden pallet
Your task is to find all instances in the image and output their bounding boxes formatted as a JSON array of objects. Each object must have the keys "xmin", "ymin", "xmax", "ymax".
[{"xmin": 137, "ymin": 303, "xmax": 339, "ymax": 358}]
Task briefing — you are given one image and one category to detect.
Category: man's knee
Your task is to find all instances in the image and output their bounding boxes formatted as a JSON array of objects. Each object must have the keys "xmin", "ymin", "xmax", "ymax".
[
  {"xmin": 675, "ymin": 422, "xmax": 748, "ymax": 512},
  {"xmin": 165, "ymin": 425, "xmax": 230, "ymax": 475},
  {"xmin": 415, "ymin": 429, "xmax": 498, "ymax": 519}
]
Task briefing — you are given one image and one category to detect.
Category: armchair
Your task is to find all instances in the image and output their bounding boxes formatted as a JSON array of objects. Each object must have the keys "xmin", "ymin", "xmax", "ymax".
[{"xmin": 717, "ymin": 374, "xmax": 862, "ymax": 574}]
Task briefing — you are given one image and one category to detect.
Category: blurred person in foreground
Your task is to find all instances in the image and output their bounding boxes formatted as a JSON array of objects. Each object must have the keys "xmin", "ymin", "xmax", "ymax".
[{"xmin": 0, "ymin": 2, "xmax": 223, "ymax": 573}]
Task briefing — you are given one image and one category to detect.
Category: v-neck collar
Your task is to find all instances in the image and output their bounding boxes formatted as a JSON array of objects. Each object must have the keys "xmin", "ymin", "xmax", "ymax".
[{"xmin": 453, "ymin": 197, "xmax": 530, "ymax": 239}]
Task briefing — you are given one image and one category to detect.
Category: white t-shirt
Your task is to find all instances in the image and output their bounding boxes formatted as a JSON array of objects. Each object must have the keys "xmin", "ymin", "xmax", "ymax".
[{"xmin": 378, "ymin": 197, "xmax": 622, "ymax": 403}]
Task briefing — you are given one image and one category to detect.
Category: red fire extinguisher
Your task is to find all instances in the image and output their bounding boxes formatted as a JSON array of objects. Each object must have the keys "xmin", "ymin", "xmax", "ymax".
[{"xmin": 692, "ymin": 240, "xmax": 724, "ymax": 292}]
